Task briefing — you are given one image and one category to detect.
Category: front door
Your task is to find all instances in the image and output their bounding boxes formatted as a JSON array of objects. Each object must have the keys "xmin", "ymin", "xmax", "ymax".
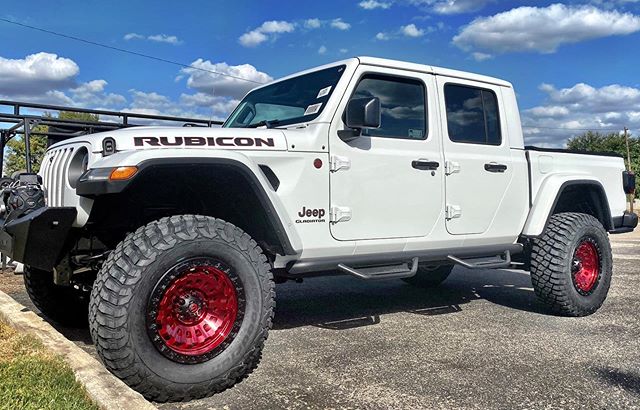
[
  {"xmin": 436, "ymin": 77, "xmax": 513, "ymax": 235},
  {"xmin": 329, "ymin": 67, "xmax": 443, "ymax": 241}
]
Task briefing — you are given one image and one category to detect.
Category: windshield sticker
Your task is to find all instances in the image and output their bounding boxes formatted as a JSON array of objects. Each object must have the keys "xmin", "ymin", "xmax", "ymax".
[
  {"xmin": 304, "ymin": 103, "xmax": 323, "ymax": 116},
  {"xmin": 408, "ymin": 129, "xmax": 424, "ymax": 139},
  {"xmin": 317, "ymin": 86, "xmax": 332, "ymax": 99}
]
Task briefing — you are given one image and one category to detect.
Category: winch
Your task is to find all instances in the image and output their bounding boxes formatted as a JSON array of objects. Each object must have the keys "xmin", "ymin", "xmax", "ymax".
[{"xmin": 1, "ymin": 173, "xmax": 46, "ymax": 224}]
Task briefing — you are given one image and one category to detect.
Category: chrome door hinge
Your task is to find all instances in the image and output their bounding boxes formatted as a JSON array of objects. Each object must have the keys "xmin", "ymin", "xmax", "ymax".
[
  {"xmin": 330, "ymin": 206, "xmax": 352, "ymax": 223},
  {"xmin": 330, "ymin": 155, "xmax": 351, "ymax": 172},
  {"xmin": 445, "ymin": 204, "xmax": 462, "ymax": 220},
  {"xmin": 445, "ymin": 160, "xmax": 461, "ymax": 175}
]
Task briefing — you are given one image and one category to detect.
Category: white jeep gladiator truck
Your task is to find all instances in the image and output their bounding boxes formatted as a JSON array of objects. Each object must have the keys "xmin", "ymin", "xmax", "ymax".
[{"xmin": 0, "ymin": 57, "xmax": 636, "ymax": 402}]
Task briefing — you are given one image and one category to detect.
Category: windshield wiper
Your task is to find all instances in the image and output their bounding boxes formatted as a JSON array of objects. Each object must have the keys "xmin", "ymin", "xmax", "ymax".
[{"xmin": 246, "ymin": 119, "xmax": 281, "ymax": 128}]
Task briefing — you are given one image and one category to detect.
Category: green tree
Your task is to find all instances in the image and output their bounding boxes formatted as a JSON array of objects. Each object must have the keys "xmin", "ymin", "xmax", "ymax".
[
  {"xmin": 3, "ymin": 111, "xmax": 99, "ymax": 176},
  {"xmin": 566, "ymin": 131, "xmax": 640, "ymax": 198}
]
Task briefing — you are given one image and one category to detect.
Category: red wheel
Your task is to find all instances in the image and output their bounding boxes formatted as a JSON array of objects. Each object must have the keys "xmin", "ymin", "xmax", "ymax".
[
  {"xmin": 571, "ymin": 238, "xmax": 601, "ymax": 295},
  {"xmin": 147, "ymin": 257, "xmax": 244, "ymax": 364},
  {"xmin": 531, "ymin": 213, "xmax": 612, "ymax": 317}
]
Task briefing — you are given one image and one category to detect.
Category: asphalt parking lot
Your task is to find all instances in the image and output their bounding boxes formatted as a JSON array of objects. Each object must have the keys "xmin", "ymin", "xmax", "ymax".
[{"xmin": 1, "ymin": 231, "xmax": 639, "ymax": 410}]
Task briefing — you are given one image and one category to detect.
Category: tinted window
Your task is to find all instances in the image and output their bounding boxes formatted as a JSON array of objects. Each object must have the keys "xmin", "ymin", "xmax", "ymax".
[
  {"xmin": 445, "ymin": 84, "xmax": 501, "ymax": 145},
  {"xmin": 351, "ymin": 75, "xmax": 427, "ymax": 140}
]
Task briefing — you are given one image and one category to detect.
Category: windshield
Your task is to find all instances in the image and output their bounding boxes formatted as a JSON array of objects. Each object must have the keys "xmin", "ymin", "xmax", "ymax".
[{"xmin": 224, "ymin": 65, "xmax": 346, "ymax": 128}]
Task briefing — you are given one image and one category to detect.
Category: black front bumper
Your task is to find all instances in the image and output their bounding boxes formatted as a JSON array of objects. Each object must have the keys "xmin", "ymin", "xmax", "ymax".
[
  {"xmin": 610, "ymin": 211, "xmax": 639, "ymax": 234},
  {"xmin": 0, "ymin": 207, "xmax": 77, "ymax": 271}
]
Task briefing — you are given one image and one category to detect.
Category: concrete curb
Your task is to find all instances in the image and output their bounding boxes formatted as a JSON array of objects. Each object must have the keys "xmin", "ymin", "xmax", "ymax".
[{"xmin": 0, "ymin": 290, "xmax": 156, "ymax": 410}]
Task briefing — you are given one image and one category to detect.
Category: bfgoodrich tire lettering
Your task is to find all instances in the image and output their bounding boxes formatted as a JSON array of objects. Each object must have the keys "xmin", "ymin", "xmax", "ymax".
[
  {"xmin": 88, "ymin": 215, "xmax": 275, "ymax": 402},
  {"xmin": 530, "ymin": 212, "xmax": 612, "ymax": 317}
]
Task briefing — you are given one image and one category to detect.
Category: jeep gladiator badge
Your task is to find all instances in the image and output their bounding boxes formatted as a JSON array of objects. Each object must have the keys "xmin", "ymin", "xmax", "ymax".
[{"xmin": 296, "ymin": 206, "xmax": 326, "ymax": 224}]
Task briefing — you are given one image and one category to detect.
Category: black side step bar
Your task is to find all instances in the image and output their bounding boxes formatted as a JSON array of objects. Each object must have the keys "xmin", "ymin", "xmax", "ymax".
[
  {"xmin": 447, "ymin": 250, "xmax": 511, "ymax": 269},
  {"xmin": 338, "ymin": 257, "xmax": 420, "ymax": 280}
]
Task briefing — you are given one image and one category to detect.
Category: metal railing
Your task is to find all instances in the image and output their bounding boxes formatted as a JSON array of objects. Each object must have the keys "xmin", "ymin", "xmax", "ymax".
[{"xmin": 0, "ymin": 100, "xmax": 224, "ymax": 174}]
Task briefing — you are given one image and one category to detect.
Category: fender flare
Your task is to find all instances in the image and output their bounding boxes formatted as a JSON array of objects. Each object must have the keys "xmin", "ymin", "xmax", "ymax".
[
  {"xmin": 77, "ymin": 155, "xmax": 300, "ymax": 255},
  {"xmin": 522, "ymin": 176, "xmax": 613, "ymax": 237}
]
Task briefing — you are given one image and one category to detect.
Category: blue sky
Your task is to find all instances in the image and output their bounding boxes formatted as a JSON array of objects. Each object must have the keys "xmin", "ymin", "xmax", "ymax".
[{"xmin": 2, "ymin": 0, "xmax": 640, "ymax": 146}]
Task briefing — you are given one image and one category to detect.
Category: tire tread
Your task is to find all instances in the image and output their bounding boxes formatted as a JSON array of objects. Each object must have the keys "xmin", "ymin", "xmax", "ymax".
[{"xmin": 88, "ymin": 215, "xmax": 275, "ymax": 402}]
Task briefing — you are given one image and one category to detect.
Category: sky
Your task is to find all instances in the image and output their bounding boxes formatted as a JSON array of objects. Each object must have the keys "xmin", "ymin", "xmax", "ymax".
[{"xmin": 1, "ymin": 0, "xmax": 640, "ymax": 147}]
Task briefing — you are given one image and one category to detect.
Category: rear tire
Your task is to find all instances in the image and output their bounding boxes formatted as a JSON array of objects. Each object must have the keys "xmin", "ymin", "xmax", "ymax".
[
  {"xmin": 24, "ymin": 267, "xmax": 89, "ymax": 327},
  {"xmin": 530, "ymin": 212, "xmax": 612, "ymax": 317},
  {"xmin": 402, "ymin": 264, "xmax": 453, "ymax": 288},
  {"xmin": 89, "ymin": 215, "xmax": 275, "ymax": 402}
]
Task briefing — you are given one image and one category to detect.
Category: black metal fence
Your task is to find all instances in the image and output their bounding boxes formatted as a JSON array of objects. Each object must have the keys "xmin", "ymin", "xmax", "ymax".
[{"xmin": 0, "ymin": 100, "xmax": 224, "ymax": 174}]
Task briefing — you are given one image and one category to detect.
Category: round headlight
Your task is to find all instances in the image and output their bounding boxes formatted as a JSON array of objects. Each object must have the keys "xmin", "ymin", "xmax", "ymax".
[{"xmin": 68, "ymin": 147, "xmax": 89, "ymax": 189}]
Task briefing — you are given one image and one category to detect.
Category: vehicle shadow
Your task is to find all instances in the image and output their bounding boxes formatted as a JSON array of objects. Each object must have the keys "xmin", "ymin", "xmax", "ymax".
[
  {"xmin": 272, "ymin": 267, "xmax": 547, "ymax": 331},
  {"xmin": 9, "ymin": 266, "xmax": 548, "ymax": 346},
  {"xmin": 594, "ymin": 367, "xmax": 640, "ymax": 396}
]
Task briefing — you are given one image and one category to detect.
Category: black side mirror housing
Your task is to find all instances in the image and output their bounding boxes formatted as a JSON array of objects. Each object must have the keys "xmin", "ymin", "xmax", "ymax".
[{"xmin": 345, "ymin": 97, "xmax": 381, "ymax": 130}]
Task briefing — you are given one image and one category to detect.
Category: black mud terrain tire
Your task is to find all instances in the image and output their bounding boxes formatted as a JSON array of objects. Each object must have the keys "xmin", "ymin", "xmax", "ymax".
[
  {"xmin": 24, "ymin": 267, "xmax": 89, "ymax": 327},
  {"xmin": 402, "ymin": 264, "xmax": 453, "ymax": 288},
  {"xmin": 89, "ymin": 215, "xmax": 275, "ymax": 402},
  {"xmin": 530, "ymin": 212, "xmax": 612, "ymax": 317}
]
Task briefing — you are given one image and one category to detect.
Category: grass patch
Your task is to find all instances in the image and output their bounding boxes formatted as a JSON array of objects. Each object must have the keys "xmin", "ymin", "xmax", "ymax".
[{"xmin": 0, "ymin": 319, "xmax": 97, "ymax": 410}]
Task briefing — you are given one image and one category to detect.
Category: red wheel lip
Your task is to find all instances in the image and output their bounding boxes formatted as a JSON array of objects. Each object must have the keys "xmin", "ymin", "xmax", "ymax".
[
  {"xmin": 147, "ymin": 258, "xmax": 244, "ymax": 364},
  {"xmin": 572, "ymin": 239, "xmax": 601, "ymax": 294}
]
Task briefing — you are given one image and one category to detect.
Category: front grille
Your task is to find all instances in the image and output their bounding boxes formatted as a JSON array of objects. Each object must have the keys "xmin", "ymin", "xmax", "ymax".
[{"xmin": 40, "ymin": 147, "xmax": 75, "ymax": 207}]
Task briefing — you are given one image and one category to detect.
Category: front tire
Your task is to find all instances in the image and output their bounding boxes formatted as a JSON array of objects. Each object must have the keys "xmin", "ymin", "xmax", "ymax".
[
  {"xmin": 89, "ymin": 215, "xmax": 275, "ymax": 402},
  {"xmin": 24, "ymin": 267, "xmax": 89, "ymax": 327},
  {"xmin": 530, "ymin": 212, "xmax": 612, "ymax": 317}
]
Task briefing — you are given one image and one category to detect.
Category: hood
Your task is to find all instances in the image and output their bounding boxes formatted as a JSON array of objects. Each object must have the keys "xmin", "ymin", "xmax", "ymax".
[{"xmin": 48, "ymin": 126, "xmax": 289, "ymax": 153}]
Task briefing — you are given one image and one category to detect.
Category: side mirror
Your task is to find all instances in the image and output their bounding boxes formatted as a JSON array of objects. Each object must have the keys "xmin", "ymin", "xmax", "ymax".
[{"xmin": 345, "ymin": 97, "xmax": 381, "ymax": 130}]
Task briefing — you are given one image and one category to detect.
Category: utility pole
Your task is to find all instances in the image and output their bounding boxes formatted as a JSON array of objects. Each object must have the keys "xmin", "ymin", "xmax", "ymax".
[{"xmin": 624, "ymin": 127, "xmax": 634, "ymax": 213}]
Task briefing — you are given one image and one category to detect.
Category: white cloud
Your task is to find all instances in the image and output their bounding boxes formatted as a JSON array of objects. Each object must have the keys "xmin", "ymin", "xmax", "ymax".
[
  {"xmin": 0, "ymin": 51, "xmax": 265, "ymax": 122},
  {"xmin": 70, "ymin": 80, "xmax": 127, "ymax": 107},
  {"xmin": 147, "ymin": 34, "xmax": 182, "ymax": 45},
  {"xmin": 238, "ymin": 31, "xmax": 268, "ymax": 47},
  {"xmin": 0, "ymin": 52, "xmax": 78, "ymax": 96},
  {"xmin": 378, "ymin": 21, "xmax": 442, "ymax": 41},
  {"xmin": 180, "ymin": 59, "xmax": 272, "ymax": 99},
  {"xmin": 330, "ymin": 18, "xmax": 351, "ymax": 30},
  {"xmin": 359, "ymin": 0, "xmax": 393, "ymax": 9},
  {"xmin": 408, "ymin": 0, "xmax": 491, "ymax": 14},
  {"xmin": 304, "ymin": 18, "xmax": 322, "ymax": 29},
  {"xmin": 340, "ymin": 48, "xmax": 349, "ymax": 53},
  {"xmin": 123, "ymin": 33, "xmax": 145, "ymax": 41},
  {"xmin": 471, "ymin": 52, "xmax": 493, "ymax": 61},
  {"xmin": 180, "ymin": 93, "xmax": 239, "ymax": 114},
  {"xmin": 0, "ymin": 53, "xmax": 125, "ymax": 108},
  {"xmin": 453, "ymin": 4, "xmax": 640, "ymax": 55},
  {"xmin": 239, "ymin": 20, "xmax": 295, "ymax": 47},
  {"xmin": 401, "ymin": 23, "xmax": 425, "ymax": 37},
  {"xmin": 260, "ymin": 21, "xmax": 296, "ymax": 34},
  {"xmin": 318, "ymin": 45, "xmax": 328, "ymax": 55},
  {"xmin": 127, "ymin": 89, "xmax": 230, "ymax": 122},
  {"xmin": 522, "ymin": 82, "xmax": 640, "ymax": 146},
  {"xmin": 123, "ymin": 33, "xmax": 182, "ymax": 45}
]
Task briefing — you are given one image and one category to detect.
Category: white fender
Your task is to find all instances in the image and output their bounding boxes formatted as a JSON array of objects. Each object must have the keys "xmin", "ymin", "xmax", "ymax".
[{"xmin": 522, "ymin": 174, "xmax": 606, "ymax": 237}]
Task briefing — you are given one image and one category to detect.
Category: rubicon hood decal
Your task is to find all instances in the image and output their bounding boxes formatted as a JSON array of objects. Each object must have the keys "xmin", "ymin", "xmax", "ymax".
[
  {"xmin": 47, "ymin": 126, "xmax": 288, "ymax": 152},
  {"xmin": 134, "ymin": 136, "xmax": 276, "ymax": 148}
]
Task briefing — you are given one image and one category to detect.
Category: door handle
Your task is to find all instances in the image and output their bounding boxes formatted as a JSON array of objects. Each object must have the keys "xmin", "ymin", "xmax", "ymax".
[
  {"xmin": 484, "ymin": 162, "xmax": 508, "ymax": 173},
  {"xmin": 412, "ymin": 159, "xmax": 440, "ymax": 171}
]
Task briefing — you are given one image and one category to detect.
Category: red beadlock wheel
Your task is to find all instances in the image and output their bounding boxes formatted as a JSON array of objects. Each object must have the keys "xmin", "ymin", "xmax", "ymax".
[
  {"xmin": 571, "ymin": 238, "xmax": 601, "ymax": 295},
  {"xmin": 147, "ymin": 257, "xmax": 244, "ymax": 364}
]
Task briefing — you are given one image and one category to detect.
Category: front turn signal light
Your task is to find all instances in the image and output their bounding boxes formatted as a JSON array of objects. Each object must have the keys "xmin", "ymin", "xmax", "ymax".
[{"xmin": 109, "ymin": 166, "xmax": 138, "ymax": 181}]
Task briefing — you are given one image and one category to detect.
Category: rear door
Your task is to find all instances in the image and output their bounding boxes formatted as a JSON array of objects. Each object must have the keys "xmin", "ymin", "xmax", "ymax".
[
  {"xmin": 436, "ymin": 78, "xmax": 513, "ymax": 235},
  {"xmin": 329, "ymin": 67, "xmax": 443, "ymax": 240}
]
